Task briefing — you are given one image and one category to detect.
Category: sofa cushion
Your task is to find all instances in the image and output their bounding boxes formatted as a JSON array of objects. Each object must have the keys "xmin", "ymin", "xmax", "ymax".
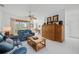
[
  {"xmin": 6, "ymin": 38, "xmax": 14, "ymax": 45},
  {"xmin": 0, "ymin": 42, "xmax": 14, "ymax": 54}
]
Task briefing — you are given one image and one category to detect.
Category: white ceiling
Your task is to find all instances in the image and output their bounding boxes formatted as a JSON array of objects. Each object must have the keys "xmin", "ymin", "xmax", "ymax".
[{"xmin": 2, "ymin": 4, "xmax": 79, "ymax": 18}]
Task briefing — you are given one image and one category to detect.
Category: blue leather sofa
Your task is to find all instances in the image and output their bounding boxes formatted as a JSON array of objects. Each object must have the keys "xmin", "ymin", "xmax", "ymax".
[
  {"xmin": 0, "ymin": 42, "xmax": 14, "ymax": 54},
  {"xmin": 0, "ymin": 33, "xmax": 27, "ymax": 54},
  {"xmin": 12, "ymin": 47, "xmax": 27, "ymax": 54},
  {"xmin": 18, "ymin": 30, "xmax": 35, "ymax": 41}
]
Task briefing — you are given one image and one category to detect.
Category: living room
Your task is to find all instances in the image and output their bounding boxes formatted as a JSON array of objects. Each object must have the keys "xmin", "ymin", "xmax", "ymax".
[{"xmin": 0, "ymin": 4, "xmax": 79, "ymax": 54}]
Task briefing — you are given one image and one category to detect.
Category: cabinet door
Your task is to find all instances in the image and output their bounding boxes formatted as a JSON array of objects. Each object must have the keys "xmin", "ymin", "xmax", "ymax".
[
  {"xmin": 54, "ymin": 25, "xmax": 64, "ymax": 42},
  {"xmin": 46, "ymin": 25, "xmax": 49, "ymax": 39},
  {"xmin": 42, "ymin": 25, "xmax": 46, "ymax": 37},
  {"xmin": 48, "ymin": 24, "xmax": 51, "ymax": 39},
  {"xmin": 42, "ymin": 25, "xmax": 48, "ymax": 38},
  {"xmin": 50, "ymin": 24, "xmax": 54, "ymax": 40}
]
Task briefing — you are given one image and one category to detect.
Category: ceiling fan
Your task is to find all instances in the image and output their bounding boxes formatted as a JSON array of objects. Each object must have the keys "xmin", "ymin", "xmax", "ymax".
[
  {"xmin": 27, "ymin": 10, "xmax": 37, "ymax": 20},
  {"xmin": 26, "ymin": 5, "xmax": 37, "ymax": 20}
]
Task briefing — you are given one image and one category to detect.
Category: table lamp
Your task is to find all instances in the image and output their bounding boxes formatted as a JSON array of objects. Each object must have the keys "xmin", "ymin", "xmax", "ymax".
[{"xmin": 3, "ymin": 26, "xmax": 11, "ymax": 35}]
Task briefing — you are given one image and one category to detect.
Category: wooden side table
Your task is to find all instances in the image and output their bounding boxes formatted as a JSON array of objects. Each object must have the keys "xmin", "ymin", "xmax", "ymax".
[{"xmin": 27, "ymin": 36, "xmax": 46, "ymax": 51}]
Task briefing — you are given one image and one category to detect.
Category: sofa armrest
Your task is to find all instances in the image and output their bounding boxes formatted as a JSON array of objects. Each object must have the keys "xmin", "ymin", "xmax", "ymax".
[{"xmin": 0, "ymin": 42, "xmax": 14, "ymax": 54}]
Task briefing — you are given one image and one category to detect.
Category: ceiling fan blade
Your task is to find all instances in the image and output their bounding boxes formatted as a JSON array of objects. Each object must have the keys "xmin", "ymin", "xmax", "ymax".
[
  {"xmin": 32, "ymin": 16, "xmax": 37, "ymax": 19},
  {"xmin": 31, "ymin": 15, "xmax": 37, "ymax": 19}
]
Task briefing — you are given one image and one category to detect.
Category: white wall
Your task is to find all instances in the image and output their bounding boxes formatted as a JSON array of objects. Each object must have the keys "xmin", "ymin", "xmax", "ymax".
[
  {"xmin": 65, "ymin": 8, "xmax": 79, "ymax": 39},
  {"xmin": 1, "ymin": 11, "xmax": 12, "ymax": 27},
  {"xmin": 0, "ymin": 6, "xmax": 3, "ymax": 31},
  {"xmin": 33, "ymin": 16, "xmax": 44, "ymax": 29},
  {"xmin": 0, "ymin": 8, "xmax": 2, "ymax": 30},
  {"xmin": 0, "ymin": 8, "xmax": 15, "ymax": 31}
]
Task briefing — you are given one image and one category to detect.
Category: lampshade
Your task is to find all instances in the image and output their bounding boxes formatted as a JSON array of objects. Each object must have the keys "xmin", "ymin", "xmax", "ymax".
[{"xmin": 3, "ymin": 26, "xmax": 11, "ymax": 32}]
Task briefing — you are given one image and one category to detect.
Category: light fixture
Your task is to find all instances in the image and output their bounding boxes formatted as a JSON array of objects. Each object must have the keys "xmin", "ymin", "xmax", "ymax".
[
  {"xmin": 28, "ymin": 10, "xmax": 37, "ymax": 20},
  {"xmin": 26, "ymin": 5, "xmax": 37, "ymax": 21},
  {"xmin": 3, "ymin": 25, "xmax": 11, "ymax": 34}
]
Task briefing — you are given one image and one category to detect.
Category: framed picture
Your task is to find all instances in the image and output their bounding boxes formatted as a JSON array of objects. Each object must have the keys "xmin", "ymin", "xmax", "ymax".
[
  {"xmin": 53, "ymin": 15, "xmax": 59, "ymax": 22},
  {"xmin": 51, "ymin": 16, "xmax": 53, "ymax": 21},
  {"xmin": 50, "ymin": 16, "xmax": 54, "ymax": 23},
  {"xmin": 47, "ymin": 17, "xmax": 51, "ymax": 24}
]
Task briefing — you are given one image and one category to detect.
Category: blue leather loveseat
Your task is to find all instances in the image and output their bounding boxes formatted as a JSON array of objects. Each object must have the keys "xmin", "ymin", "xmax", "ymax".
[{"xmin": 18, "ymin": 30, "xmax": 35, "ymax": 41}]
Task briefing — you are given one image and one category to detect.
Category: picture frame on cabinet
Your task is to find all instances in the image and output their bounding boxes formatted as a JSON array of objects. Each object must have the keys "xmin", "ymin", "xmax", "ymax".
[
  {"xmin": 51, "ymin": 16, "xmax": 54, "ymax": 23},
  {"xmin": 53, "ymin": 15, "xmax": 59, "ymax": 22},
  {"xmin": 47, "ymin": 17, "xmax": 51, "ymax": 24}
]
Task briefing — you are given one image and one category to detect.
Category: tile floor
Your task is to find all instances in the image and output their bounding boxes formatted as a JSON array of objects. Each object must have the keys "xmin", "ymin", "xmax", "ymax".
[{"xmin": 22, "ymin": 37, "xmax": 79, "ymax": 54}]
